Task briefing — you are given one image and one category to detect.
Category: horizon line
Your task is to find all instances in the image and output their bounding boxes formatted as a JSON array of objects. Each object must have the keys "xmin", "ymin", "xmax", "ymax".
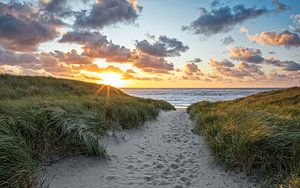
[{"xmin": 120, "ymin": 87, "xmax": 289, "ymax": 89}]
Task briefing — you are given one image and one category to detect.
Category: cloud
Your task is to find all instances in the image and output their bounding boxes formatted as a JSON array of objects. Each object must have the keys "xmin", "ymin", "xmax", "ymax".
[
  {"xmin": 36, "ymin": 50, "xmax": 119, "ymax": 77},
  {"xmin": 51, "ymin": 49, "xmax": 92, "ymax": 65},
  {"xmin": 133, "ymin": 54, "xmax": 174, "ymax": 74},
  {"xmin": 183, "ymin": 63, "xmax": 203, "ymax": 76},
  {"xmin": 126, "ymin": 69, "xmax": 135, "ymax": 74},
  {"xmin": 136, "ymin": 35, "xmax": 189, "ymax": 57},
  {"xmin": 39, "ymin": 0, "xmax": 73, "ymax": 17},
  {"xmin": 0, "ymin": 47, "xmax": 39, "ymax": 69},
  {"xmin": 187, "ymin": 58, "xmax": 202, "ymax": 63},
  {"xmin": 229, "ymin": 46, "xmax": 300, "ymax": 72},
  {"xmin": 290, "ymin": 14, "xmax": 300, "ymax": 33},
  {"xmin": 269, "ymin": 71, "xmax": 289, "ymax": 81},
  {"xmin": 248, "ymin": 30, "xmax": 300, "ymax": 48},
  {"xmin": 60, "ymin": 31, "xmax": 131, "ymax": 62},
  {"xmin": 264, "ymin": 58, "xmax": 300, "ymax": 71},
  {"xmin": 183, "ymin": 5, "xmax": 269, "ymax": 36},
  {"xmin": 81, "ymin": 65, "xmax": 162, "ymax": 83},
  {"xmin": 181, "ymin": 60, "xmax": 205, "ymax": 81},
  {"xmin": 74, "ymin": 0, "xmax": 142, "ymax": 29},
  {"xmin": 229, "ymin": 46, "xmax": 264, "ymax": 63},
  {"xmin": 221, "ymin": 36, "xmax": 234, "ymax": 45},
  {"xmin": 209, "ymin": 58, "xmax": 235, "ymax": 68},
  {"xmin": 78, "ymin": 64, "xmax": 144, "ymax": 82},
  {"xmin": 272, "ymin": 0, "xmax": 290, "ymax": 12},
  {"xmin": 98, "ymin": 65, "xmax": 124, "ymax": 74},
  {"xmin": 0, "ymin": 2, "xmax": 62, "ymax": 52},
  {"xmin": 60, "ymin": 31, "xmax": 180, "ymax": 74},
  {"xmin": 209, "ymin": 58, "xmax": 265, "ymax": 79},
  {"xmin": 238, "ymin": 62, "xmax": 265, "ymax": 77},
  {"xmin": 133, "ymin": 35, "xmax": 188, "ymax": 74},
  {"xmin": 59, "ymin": 31, "xmax": 106, "ymax": 44},
  {"xmin": 210, "ymin": 0, "xmax": 220, "ymax": 8},
  {"xmin": 0, "ymin": 48, "xmax": 105, "ymax": 78},
  {"xmin": 122, "ymin": 72, "xmax": 163, "ymax": 81},
  {"xmin": 36, "ymin": 52, "xmax": 69, "ymax": 74},
  {"xmin": 240, "ymin": 26, "xmax": 249, "ymax": 33}
]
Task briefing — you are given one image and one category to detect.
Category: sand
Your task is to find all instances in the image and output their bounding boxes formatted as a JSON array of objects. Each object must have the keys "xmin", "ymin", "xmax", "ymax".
[{"xmin": 43, "ymin": 110, "xmax": 255, "ymax": 188}]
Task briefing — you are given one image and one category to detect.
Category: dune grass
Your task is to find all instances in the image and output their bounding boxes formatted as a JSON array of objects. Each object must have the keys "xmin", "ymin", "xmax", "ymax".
[
  {"xmin": 188, "ymin": 87, "xmax": 300, "ymax": 187},
  {"xmin": 0, "ymin": 74, "xmax": 174, "ymax": 188}
]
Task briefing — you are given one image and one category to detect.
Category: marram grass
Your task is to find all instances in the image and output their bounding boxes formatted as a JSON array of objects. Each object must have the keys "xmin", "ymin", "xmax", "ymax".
[
  {"xmin": 0, "ymin": 74, "xmax": 174, "ymax": 187},
  {"xmin": 188, "ymin": 87, "xmax": 300, "ymax": 187}
]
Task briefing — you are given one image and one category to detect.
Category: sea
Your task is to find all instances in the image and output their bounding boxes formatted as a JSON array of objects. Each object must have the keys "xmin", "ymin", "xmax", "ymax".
[{"xmin": 121, "ymin": 88, "xmax": 279, "ymax": 108}]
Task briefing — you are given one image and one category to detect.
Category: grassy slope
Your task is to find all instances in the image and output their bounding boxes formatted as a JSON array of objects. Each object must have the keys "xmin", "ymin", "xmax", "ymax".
[
  {"xmin": 0, "ymin": 74, "xmax": 175, "ymax": 188},
  {"xmin": 188, "ymin": 87, "xmax": 300, "ymax": 187}
]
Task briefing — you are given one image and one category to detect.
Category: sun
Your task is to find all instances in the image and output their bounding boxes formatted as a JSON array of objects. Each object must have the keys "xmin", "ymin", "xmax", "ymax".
[{"xmin": 98, "ymin": 72, "xmax": 128, "ymax": 88}]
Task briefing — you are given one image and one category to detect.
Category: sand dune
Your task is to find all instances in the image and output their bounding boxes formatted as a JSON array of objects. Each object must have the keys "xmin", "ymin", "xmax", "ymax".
[{"xmin": 44, "ymin": 110, "xmax": 255, "ymax": 188}]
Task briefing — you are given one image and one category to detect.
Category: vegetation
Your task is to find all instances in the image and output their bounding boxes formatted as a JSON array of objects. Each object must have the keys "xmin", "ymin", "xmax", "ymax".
[
  {"xmin": 188, "ymin": 87, "xmax": 300, "ymax": 187},
  {"xmin": 0, "ymin": 74, "xmax": 174, "ymax": 188}
]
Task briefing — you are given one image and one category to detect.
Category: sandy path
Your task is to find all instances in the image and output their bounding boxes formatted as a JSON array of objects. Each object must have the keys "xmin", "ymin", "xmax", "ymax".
[{"xmin": 44, "ymin": 110, "xmax": 255, "ymax": 188}]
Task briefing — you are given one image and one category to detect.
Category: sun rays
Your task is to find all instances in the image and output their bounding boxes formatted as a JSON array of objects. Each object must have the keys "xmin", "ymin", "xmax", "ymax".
[{"xmin": 97, "ymin": 72, "xmax": 129, "ymax": 88}]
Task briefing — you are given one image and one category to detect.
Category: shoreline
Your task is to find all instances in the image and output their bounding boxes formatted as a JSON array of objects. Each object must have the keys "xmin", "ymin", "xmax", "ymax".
[{"xmin": 175, "ymin": 107, "xmax": 187, "ymax": 112}]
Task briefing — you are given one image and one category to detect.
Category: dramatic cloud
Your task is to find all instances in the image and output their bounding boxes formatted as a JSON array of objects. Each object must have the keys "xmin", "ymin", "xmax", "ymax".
[
  {"xmin": 248, "ymin": 30, "xmax": 300, "ymax": 48},
  {"xmin": 183, "ymin": 5, "xmax": 269, "ymax": 36},
  {"xmin": 36, "ymin": 50, "xmax": 119, "ymax": 77},
  {"xmin": 221, "ymin": 36, "xmax": 234, "ymax": 45},
  {"xmin": 60, "ymin": 31, "xmax": 131, "ymax": 62},
  {"xmin": 136, "ymin": 36, "xmax": 189, "ymax": 57},
  {"xmin": 75, "ymin": 0, "xmax": 142, "ymax": 29},
  {"xmin": 229, "ymin": 47, "xmax": 264, "ymax": 63},
  {"xmin": 0, "ymin": 2, "xmax": 62, "ymax": 52},
  {"xmin": 0, "ymin": 47, "xmax": 107, "ymax": 78},
  {"xmin": 272, "ymin": 0, "xmax": 290, "ymax": 12},
  {"xmin": 60, "ymin": 31, "xmax": 180, "ymax": 74}
]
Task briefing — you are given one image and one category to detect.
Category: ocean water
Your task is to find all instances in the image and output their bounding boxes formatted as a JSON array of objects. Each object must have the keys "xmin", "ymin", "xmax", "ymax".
[{"xmin": 122, "ymin": 88, "xmax": 278, "ymax": 108}]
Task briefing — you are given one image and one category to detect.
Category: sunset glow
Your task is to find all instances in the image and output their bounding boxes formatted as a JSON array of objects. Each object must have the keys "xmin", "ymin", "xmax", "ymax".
[
  {"xmin": 0, "ymin": 0, "xmax": 299, "ymax": 88},
  {"xmin": 98, "ymin": 72, "xmax": 129, "ymax": 88}
]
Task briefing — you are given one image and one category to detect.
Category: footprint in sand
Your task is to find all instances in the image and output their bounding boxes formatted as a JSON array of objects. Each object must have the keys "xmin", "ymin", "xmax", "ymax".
[{"xmin": 43, "ymin": 111, "xmax": 255, "ymax": 188}]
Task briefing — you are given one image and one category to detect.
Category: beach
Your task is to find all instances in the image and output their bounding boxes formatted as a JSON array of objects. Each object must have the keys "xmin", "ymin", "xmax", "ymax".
[{"xmin": 43, "ymin": 110, "xmax": 255, "ymax": 188}]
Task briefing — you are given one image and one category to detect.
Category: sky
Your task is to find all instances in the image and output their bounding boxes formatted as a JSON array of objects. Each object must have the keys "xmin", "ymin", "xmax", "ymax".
[{"xmin": 0, "ymin": 0, "xmax": 300, "ymax": 88}]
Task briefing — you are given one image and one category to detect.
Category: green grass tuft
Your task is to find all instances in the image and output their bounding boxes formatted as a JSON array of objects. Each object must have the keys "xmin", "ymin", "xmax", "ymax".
[
  {"xmin": 0, "ymin": 74, "xmax": 175, "ymax": 187},
  {"xmin": 188, "ymin": 87, "xmax": 300, "ymax": 187}
]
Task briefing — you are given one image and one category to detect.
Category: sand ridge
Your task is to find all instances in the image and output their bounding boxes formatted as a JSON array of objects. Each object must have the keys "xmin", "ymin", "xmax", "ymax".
[{"xmin": 44, "ymin": 110, "xmax": 255, "ymax": 188}]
